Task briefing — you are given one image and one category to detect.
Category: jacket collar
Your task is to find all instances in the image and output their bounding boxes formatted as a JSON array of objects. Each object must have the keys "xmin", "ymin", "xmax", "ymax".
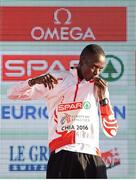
[{"xmin": 70, "ymin": 67, "xmax": 94, "ymax": 84}]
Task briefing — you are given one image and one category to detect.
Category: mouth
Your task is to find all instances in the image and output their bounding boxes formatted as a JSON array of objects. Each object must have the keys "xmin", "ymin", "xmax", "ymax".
[
  {"xmin": 93, "ymin": 75, "xmax": 99, "ymax": 80},
  {"xmin": 85, "ymin": 75, "xmax": 99, "ymax": 81}
]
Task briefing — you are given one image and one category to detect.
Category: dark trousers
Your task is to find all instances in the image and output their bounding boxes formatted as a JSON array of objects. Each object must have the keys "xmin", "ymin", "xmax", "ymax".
[{"xmin": 46, "ymin": 150, "xmax": 107, "ymax": 179}]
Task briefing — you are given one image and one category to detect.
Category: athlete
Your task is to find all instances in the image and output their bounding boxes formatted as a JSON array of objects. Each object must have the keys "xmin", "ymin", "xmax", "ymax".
[{"xmin": 8, "ymin": 44, "xmax": 118, "ymax": 178}]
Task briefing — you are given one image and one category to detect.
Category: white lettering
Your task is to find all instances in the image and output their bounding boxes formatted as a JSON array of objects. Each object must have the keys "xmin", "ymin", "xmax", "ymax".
[
  {"xmin": 31, "ymin": 26, "xmax": 44, "ymax": 40},
  {"xmin": 82, "ymin": 27, "xmax": 96, "ymax": 40},
  {"xmin": 58, "ymin": 102, "xmax": 82, "ymax": 112},
  {"xmin": 60, "ymin": 27, "xmax": 69, "ymax": 40},
  {"xmin": 44, "ymin": 27, "xmax": 59, "ymax": 40},
  {"xmin": 49, "ymin": 60, "xmax": 65, "ymax": 71},
  {"xmin": 70, "ymin": 27, "xmax": 82, "ymax": 40},
  {"xmin": 4, "ymin": 59, "xmax": 80, "ymax": 78},
  {"xmin": 27, "ymin": 60, "xmax": 48, "ymax": 76},
  {"xmin": 31, "ymin": 26, "xmax": 96, "ymax": 41},
  {"xmin": 5, "ymin": 60, "xmax": 25, "ymax": 77}
]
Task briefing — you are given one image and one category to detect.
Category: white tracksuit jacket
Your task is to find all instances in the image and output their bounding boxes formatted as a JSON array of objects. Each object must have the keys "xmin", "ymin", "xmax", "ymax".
[{"xmin": 7, "ymin": 68, "xmax": 118, "ymax": 156}]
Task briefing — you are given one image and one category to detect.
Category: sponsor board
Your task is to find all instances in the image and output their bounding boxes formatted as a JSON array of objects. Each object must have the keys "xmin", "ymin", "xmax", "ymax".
[
  {"xmin": 100, "ymin": 140, "xmax": 128, "ymax": 178},
  {"xmin": 0, "ymin": 101, "xmax": 127, "ymax": 137},
  {"xmin": 2, "ymin": 55, "xmax": 79, "ymax": 81},
  {"xmin": 1, "ymin": 102, "xmax": 126, "ymax": 122},
  {"xmin": 102, "ymin": 148, "xmax": 120, "ymax": 169},
  {"xmin": 0, "ymin": 7, "xmax": 126, "ymax": 41},
  {"xmin": 0, "ymin": 103, "xmax": 49, "ymax": 135},
  {"xmin": 2, "ymin": 53, "xmax": 128, "ymax": 84},
  {"xmin": 0, "ymin": 140, "xmax": 127, "ymax": 178},
  {"xmin": 1, "ymin": 104, "xmax": 48, "ymax": 120},
  {"xmin": 110, "ymin": 95, "xmax": 127, "ymax": 130},
  {"xmin": 0, "ymin": 140, "xmax": 49, "ymax": 178},
  {"xmin": 135, "ymin": 51, "xmax": 136, "ymax": 85}
]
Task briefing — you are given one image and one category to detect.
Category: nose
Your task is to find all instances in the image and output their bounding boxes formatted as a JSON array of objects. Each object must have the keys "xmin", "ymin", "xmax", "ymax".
[{"xmin": 93, "ymin": 68, "xmax": 100, "ymax": 76}]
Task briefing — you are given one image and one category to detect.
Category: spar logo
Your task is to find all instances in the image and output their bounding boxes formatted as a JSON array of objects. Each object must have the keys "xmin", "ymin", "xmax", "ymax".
[
  {"xmin": 2, "ymin": 55, "xmax": 79, "ymax": 81},
  {"xmin": 2, "ymin": 54, "xmax": 125, "ymax": 81},
  {"xmin": 83, "ymin": 101, "xmax": 91, "ymax": 109},
  {"xmin": 100, "ymin": 55, "xmax": 124, "ymax": 82},
  {"xmin": 58, "ymin": 102, "xmax": 83, "ymax": 112},
  {"xmin": 31, "ymin": 7, "xmax": 95, "ymax": 41},
  {"xmin": 58, "ymin": 101, "xmax": 91, "ymax": 112}
]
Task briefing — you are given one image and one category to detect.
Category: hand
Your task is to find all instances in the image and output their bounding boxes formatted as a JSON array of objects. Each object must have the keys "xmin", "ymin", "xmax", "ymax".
[
  {"xmin": 94, "ymin": 77, "xmax": 108, "ymax": 100},
  {"xmin": 28, "ymin": 73, "xmax": 58, "ymax": 90}
]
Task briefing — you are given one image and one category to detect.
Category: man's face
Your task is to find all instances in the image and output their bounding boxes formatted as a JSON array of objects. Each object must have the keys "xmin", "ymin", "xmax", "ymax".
[{"xmin": 80, "ymin": 55, "xmax": 106, "ymax": 81}]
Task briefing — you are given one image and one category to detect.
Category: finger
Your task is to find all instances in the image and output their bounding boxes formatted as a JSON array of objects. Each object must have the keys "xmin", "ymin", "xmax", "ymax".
[
  {"xmin": 34, "ymin": 77, "xmax": 41, "ymax": 84},
  {"xmin": 42, "ymin": 77, "xmax": 47, "ymax": 88},
  {"xmin": 99, "ymin": 79, "xmax": 108, "ymax": 87},
  {"xmin": 46, "ymin": 79, "xmax": 51, "ymax": 90},
  {"xmin": 94, "ymin": 81, "xmax": 103, "ymax": 88},
  {"xmin": 94, "ymin": 82, "xmax": 106, "ymax": 100},
  {"xmin": 47, "ymin": 74, "xmax": 54, "ymax": 89},
  {"xmin": 48, "ymin": 73, "xmax": 58, "ymax": 84},
  {"xmin": 94, "ymin": 78, "xmax": 108, "ymax": 87},
  {"xmin": 46, "ymin": 74, "xmax": 53, "ymax": 90},
  {"xmin": 94, "ymin": 81, "xmax": 106, "ymax": 90},
  {"xmin": 43, "ymin": 82, "xmax": 47, "ymax": 88}
]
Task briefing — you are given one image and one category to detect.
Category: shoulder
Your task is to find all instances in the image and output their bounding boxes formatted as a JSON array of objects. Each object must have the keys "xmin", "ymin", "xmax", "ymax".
[{"xmin": 49, "ymin": 70, "xmax": 73, "ymax": 80}]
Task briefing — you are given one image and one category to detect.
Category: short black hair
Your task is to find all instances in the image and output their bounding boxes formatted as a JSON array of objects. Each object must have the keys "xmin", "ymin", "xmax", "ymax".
[{"xmin": 80, "ymin": 44, "xmax": 105, "ymax": 62}]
